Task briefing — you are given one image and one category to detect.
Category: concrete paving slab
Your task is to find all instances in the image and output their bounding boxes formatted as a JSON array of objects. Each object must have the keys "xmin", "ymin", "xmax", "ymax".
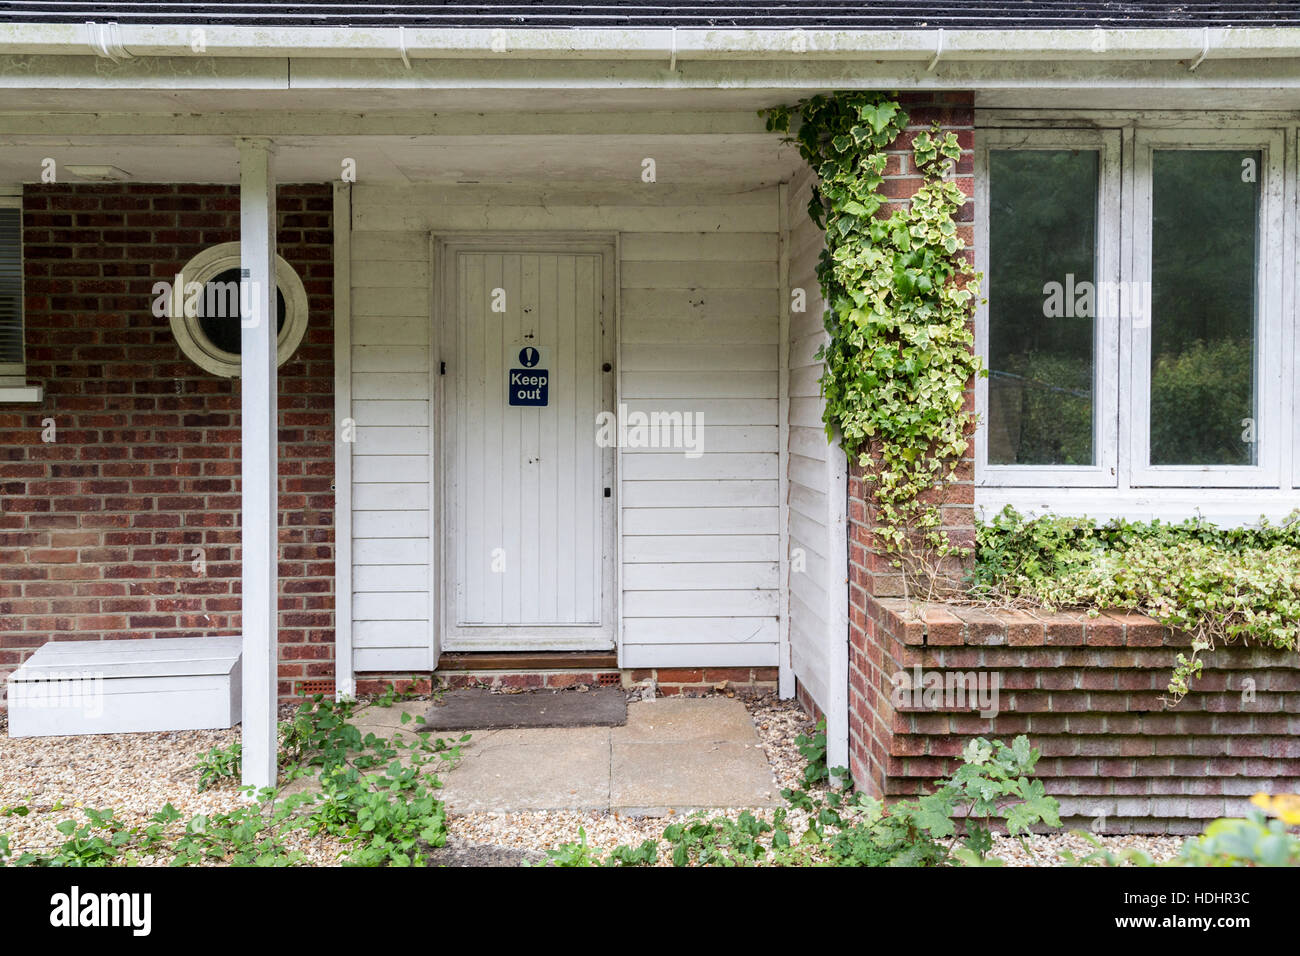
[
  {"xmin": 422, "ymin": 688, "xmax": 627, "ymax": 730},
  {"xmin": 614, "ymin": 697, "xmax": 759, "ymax": 744},
  {"xmin": 329, "ymin": 694, "xmax": 782, "ymax": 814},
  {"xmin": 611, "ymin": 740, "xmax": 780, "ymax": 812},
  {"xmin": 439, "ymin": 726, "xmax": 612, "ymax": 812},
  {"xmin": 348, "ymin": 701, "xmax": 432, "ymax": 735}
]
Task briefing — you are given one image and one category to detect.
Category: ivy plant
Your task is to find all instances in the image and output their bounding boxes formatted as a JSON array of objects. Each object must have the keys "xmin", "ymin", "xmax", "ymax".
[
  {"xmin": 765, "ymin": 93, "xmax": 983, "ymax": 582},
  {"xmin": 972, "ymin": 506, "xmax": 1300, "ymax": 701}
]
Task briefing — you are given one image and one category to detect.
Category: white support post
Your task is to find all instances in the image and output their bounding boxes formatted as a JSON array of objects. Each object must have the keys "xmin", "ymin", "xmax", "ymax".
[
  {"xmin": 777, "ymin": 183, "xmax": 794, "ymax": 700},
  {"xmin": 237, "ymin": 137, "xmax": 278, "ymax": 790}
]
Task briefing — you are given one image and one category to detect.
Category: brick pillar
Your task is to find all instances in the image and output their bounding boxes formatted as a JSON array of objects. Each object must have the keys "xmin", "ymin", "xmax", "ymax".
[{"xmin": 846, "ymin": 92, "xmax": 977, "ymax": 794}]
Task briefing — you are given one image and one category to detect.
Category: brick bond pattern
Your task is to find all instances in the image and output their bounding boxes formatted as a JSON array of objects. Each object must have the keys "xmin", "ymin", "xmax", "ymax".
[
  {"xmin": 0, "ymin": 183, "xmax": 335, "ymax": 699},
  {"xmin": 850, "ymin": 600, "xmax": 1300, "ymax": 832}
]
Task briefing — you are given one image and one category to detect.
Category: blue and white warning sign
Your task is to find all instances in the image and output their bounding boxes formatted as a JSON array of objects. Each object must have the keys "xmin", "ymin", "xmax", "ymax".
[{"xmin": 508, "ymin": 344, "xmax": 549, "ymax": 407}]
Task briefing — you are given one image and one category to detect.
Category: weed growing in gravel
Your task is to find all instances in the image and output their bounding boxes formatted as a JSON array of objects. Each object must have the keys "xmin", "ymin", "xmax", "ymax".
[
  {"xmin": 196, "ymin": 741, "xmax": 242, "ymax": 793},
  {"xmin": 0, "ymin": 684, "xmax": 468, "ymax": 867},
  {"xmin": 534, "ymin": 828, "xmax": 658, "ymax": 867}
]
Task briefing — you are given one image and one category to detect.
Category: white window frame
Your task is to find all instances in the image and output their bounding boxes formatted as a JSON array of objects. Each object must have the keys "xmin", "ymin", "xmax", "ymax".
[
  {"xmin": 975, "ymin": 128, "xmax": 1121, "ymax": 488},
  {"xmin": 167, "ymin": 241, "xmax": 309, "ymax": 378},
  {"xmin": 1128, "ymin": 128, "xmax": 1285, "ymax": 488}
]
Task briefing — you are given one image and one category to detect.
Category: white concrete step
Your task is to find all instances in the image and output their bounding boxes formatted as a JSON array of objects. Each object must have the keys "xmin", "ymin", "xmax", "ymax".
[{"xmin": 6, "ymin": 637, "xmax": 241, "ymax": 737}]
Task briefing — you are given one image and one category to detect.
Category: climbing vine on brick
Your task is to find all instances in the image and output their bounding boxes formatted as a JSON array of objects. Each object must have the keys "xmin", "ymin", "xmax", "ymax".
[{"xmin": 765, "ymin": 93, "xmax": 983, "ymax": 573}]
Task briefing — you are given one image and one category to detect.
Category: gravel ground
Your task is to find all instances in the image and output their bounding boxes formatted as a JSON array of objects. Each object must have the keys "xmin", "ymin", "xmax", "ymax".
[
  {"xmin": 0, "ymin": 714, "xmax": 349, "ymax": 865},
  {"xmin": 0, "ymin": 692, "xmax": 1187, "ymax": 866}
]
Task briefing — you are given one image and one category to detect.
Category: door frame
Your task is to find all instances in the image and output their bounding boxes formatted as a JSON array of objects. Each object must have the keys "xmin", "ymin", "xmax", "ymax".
[{"xmin": 431, "ymin": 232, "xmax": 619, "ymax": 654}]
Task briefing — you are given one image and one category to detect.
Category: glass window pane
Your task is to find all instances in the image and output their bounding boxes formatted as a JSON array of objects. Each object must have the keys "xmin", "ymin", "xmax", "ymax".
[
  {"xmin": 1150, "ymin": 149, "xmax": 1259, "ymax": 467},
  {"xmin": 988, "ymin": 149, "xmax": 1098, "ymax": 466}
]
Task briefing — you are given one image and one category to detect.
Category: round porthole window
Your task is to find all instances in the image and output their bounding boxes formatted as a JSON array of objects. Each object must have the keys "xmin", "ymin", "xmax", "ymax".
[{"xmin": 168, "ymin": 241, "xmax": 309, "ymax": 377}]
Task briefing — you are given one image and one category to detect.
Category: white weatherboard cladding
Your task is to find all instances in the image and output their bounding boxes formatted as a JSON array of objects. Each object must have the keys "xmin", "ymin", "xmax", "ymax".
[
  {"xmin": 347, "ymin": 183, "xmax": 783, "ymax": 672},
  {"xmin": 447, "ymin": 251, "xmax": 608, "ymax": 642},
  {"xmin": 784, "ymin": 170, "xmax": 850, "ymax": 770}
]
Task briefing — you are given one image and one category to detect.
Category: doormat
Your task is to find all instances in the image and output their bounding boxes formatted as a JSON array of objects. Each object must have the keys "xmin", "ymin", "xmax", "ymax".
[{"xmin": 422, "ymin": 687, "xmax": 627, "ymax": 730}]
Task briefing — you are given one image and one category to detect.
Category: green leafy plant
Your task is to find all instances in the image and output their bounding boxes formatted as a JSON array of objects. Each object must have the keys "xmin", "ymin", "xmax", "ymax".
[
  {"xmin": 792, "ymin": 718, "xmax": 844, "ymax": 789},
  {"xmin": 10, "ymin": 809, "xmax": 133, "ymax": 867},
  {"xmin": 536, "ymin": 828, "xmax": 604, "ymax": 867},
  {"xmin": 765, "ymin": 93, "xmax": 983, "ymax": 587},
  {"xmin": 663, "ymin": 811, "xmax": 777, "ymax": 867},
  {"xmin": 534, "ymin": 829, "xmax": 660, "ymax": 868},
  {"xmin": 169, "ymin": 792, "xmax": 308, "ymax": 867},
  {"xmin": 827, "ymin": 735, "xmax": 1060, "ymax": 867},
  {"xmin": 195, "ymin": 741, "xmax": 242, "ymax": 792},
  {"xmin": 972, "ymin": 506, "xmax": 1300, "ymax": 700}
]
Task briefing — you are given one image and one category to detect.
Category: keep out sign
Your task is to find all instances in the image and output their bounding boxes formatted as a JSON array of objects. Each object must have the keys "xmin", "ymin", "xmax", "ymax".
[{"xmin": 508, "ymin": 345, "xmax": 549, "ymax": 407}]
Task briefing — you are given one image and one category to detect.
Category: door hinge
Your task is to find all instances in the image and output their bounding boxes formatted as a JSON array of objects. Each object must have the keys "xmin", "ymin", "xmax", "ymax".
[
  {"xmin": 440, "ymin": 361, "xmax": 446, "ymax": 375},
  {"xmin": 604, "ymin": 487, "xmax": 611, "ymax": 498}
]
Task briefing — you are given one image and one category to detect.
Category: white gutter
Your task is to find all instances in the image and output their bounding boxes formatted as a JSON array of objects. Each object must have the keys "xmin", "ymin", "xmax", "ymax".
[{"xmin": 0, "ymin": 23, "xmax": 1296, "ymax": 63}]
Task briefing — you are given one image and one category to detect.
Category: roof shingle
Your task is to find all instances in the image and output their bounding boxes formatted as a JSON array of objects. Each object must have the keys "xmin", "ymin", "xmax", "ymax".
[{"xmin": 4, "ymin": 2, "xmax": 1300, "ymax": 30}]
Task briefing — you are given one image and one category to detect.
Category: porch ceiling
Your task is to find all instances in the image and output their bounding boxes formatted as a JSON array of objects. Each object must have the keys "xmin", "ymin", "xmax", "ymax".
[{"xmin": 0, "ymin": 132, "xmax": 803, "ymax": 186}]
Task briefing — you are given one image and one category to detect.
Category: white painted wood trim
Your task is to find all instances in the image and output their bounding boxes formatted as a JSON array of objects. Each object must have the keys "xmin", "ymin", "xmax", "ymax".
[
  {"xmin": 237, "ymin": 137, "xmax": 278, "ymax": 790},
  {"xmin": 1119, "ymin": 125, "xmax": 1137, "ymax": 496},
  {"xmin": 826, "ymin": 432, "xmax": 850, "ymax": 775},
  {"xmin": 980, "ymin": 109, "xmax": 1300, "ymax": 129},
  {"xmin": 332, "ymin": 181, "xmax": 355, "ymax": 700},
  {"xmin": 975, "ymin": 487, "xmax": 1300, "ymax": 525},
  {"xmin": 428, "ymin": 230, "xmax": 443, "ymax": 673},
  {"xmin": 1290, "ymin": 126, "xmax": 1300, "ymax": 490},
  {"xmin": 777, "ymin": 182, "xmax": 794, "ymax": 699},
  {"xmin": 614, "ymin": 230, "xmax": 626, "ymax": 670}
]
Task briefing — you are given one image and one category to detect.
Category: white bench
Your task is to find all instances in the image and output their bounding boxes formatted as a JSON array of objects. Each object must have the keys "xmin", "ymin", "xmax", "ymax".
[{"xmin": 5, "ymin": 637, "xmax": 242, "ymax": 737}]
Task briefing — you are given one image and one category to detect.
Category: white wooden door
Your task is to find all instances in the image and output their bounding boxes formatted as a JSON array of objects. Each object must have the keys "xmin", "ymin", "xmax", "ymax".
[{"xmin": 442, "ymin": 245, "xmax": 615, "ymax": 650}]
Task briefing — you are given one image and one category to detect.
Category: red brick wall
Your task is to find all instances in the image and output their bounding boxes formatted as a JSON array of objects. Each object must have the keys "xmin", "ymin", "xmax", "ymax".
[
  {"xmin": 625, "ymin": 667, "xmax": 778, "ymax": 697},
  {"xmin": 0, "ymin": 183, "xmax": 335, "ymax": 700},
  {"xmin": 851, "ymin": 600, "xmax": 1300, "ymax": 833}
]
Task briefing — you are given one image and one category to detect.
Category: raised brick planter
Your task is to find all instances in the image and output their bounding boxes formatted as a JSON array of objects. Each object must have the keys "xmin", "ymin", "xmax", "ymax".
[{"xmin": 850, "ymin": 597, "xmax": 1300, "ymax": 833}]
